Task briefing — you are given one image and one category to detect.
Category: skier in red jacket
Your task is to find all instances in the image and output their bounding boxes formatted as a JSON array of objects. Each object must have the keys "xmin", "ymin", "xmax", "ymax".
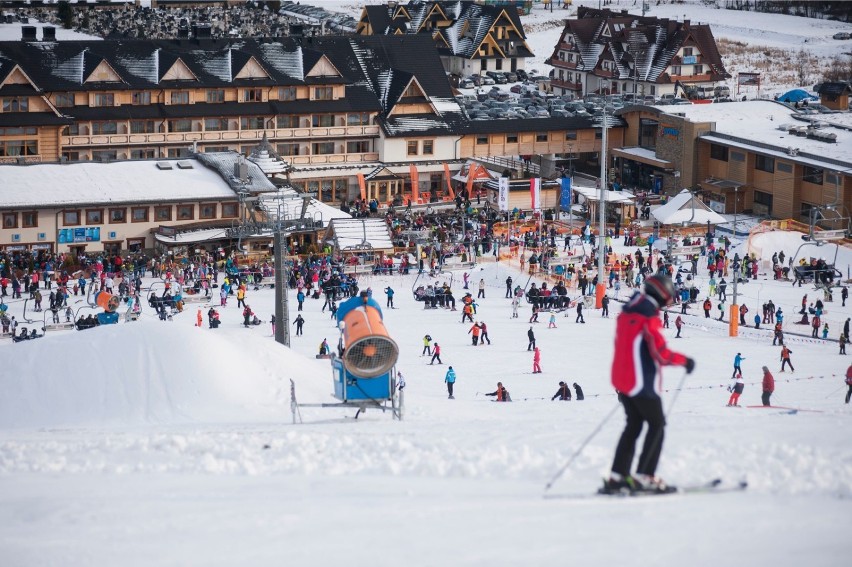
[{"xmin": 603, "ymin": 274, "xmax": 695, "ymax": 494}]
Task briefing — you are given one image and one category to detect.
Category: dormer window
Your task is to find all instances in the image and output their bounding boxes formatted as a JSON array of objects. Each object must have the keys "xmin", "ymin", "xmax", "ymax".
[
  {"xmin": 243, "ymin": 88, "xmax": 263, "ymax": 102},
  {"xmin": 170, "ymin": 91, "xmax": 189, "ymax": 105},
  {"xmin": 314, "ymin": 87, "xmax": 333, "ymax": 101},
  {"xmin": 1, "ymin": 97, "xmax": 28, "ymax": 112},
  {"xmin": 683, "ymin": 47, "xmax": 693, "ymax": 56}
]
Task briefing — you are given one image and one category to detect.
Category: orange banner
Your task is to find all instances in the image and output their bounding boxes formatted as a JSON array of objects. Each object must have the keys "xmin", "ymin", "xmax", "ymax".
[
  {"xmin": 357, "ymin": 172, "xmax": 366, "ymax": 201},
  {"xmin": 409, "ymin": 164, "xmax": 419, "ymax": 202},
  {"xmin": 466, "ymin": 163, "xmax": 477, "ymax": 196},
  {"xmin": 443, "ymin": 162, "xmax": 455, "ymax": 199}
]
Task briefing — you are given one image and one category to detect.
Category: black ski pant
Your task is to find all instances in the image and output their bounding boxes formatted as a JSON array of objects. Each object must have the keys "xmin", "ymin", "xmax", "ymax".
[
  {"xmin": 846, "ymin": 385, "xmax": 852, "ymax": 404},
  {"xmin": 422, "ymin": 345, "xmax": 431, "ymax": 356},
  {"xmin": 676, "ymin": 327, "xmax": 682, "ymax": 338},
  {"xmin": 762, "ymin": 391, "xmax": 772, "ymax": 406},
  {"xmin": 612, "ymin": 394, "xmax": 666, "ymax": 478},
  {"xmin": 781, "ymin": 359, "xmax": 794, "ymax": 372},
  {"xmin": 431, "ymin": 353, "xmax": 442, "ymax": 364},
  {"xmin": 447, "ymin": 382, "xmax": 454, "ymax": 397}
]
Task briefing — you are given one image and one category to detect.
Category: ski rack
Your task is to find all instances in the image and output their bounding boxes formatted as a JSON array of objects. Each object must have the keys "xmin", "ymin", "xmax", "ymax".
[{"xmin": 289, "ymin": 377, "xmax": 404, "ymax": 423}]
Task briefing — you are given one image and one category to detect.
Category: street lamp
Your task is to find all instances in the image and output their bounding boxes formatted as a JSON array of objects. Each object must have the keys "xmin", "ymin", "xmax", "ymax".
[
  {"xmin": 595, "ymin": 80, "xmax": 608, "ymax": 309},
  {"xmin": 728, "ymin": 185, "xmax": 740, "ymax": 337}
]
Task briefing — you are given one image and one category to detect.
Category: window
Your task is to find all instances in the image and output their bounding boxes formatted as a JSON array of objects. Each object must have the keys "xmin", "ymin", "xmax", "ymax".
[
  {"xmin": 279, "ymin": 87, "xmax": 296, "ymax": 101},
  {"xmin": 93, "ymin": 93, "xmax": 114, "ymax": 107},
  {"xmin": 565, "ymin": 131, "xmax": 577, "ymax": 141},
  {"xmin": 730, "ymin": 151, "xmax": 745, "ymax": 162},
  {"xmin": 55, "ymin": 93, "xmax": 75, "ymax": 107},
  {"xmin": 803, "ymin": 166, "xmax": 823, "ymax": 185},
  {"xmin": 422, "ymin": 140, "xmax": 434, "ymax": 155},
  {"xmin": 347, "ymin": 140, "xmax": 370, "ymax": 153},
  {"xmin": 495, "ymin": 59, "xmax": 503, "ymax": 71},
  {"xmin": 0, "ymin": 127, "xmax": 37, "ymax": 136},
  {"xmin": 177, "ymin": 205, "xmax": 194, "ymax": 220},
  {"xmin": 154, "ymin": 206, "xmax": 172, "ymax": 221},
  {"xmin": 2, "ymin": 212, "xmax": 16, "ymax": 229},
  {"xmin": 276, "ymin": 115, "xmax": 299, "ymax": 128},
  {"xmin": 221, "ymin": 202, "xmax": 238, "ymax": 218},
  {"xmin": 63, "ymin": 210, "xmax": 81, "ymax": 226},
  {"xmin": 21, "ymin": 211, "xmax": 37, "ymax": 228},
  {"xmin": 777, "ymin": 162, "xmax": 792, "ymax": 173},
  {"xmin": 168, "ymin": 119, "xmax": 193, "ymax": 133},
  {"xmin": 131, "ymin": 91, "xmax": 151, "ymax": 105},
  {"xmin": 311, "ymin": 114, "xmax": 335, "ymax": 128},
  {"xmin": 683, "ymin": 47, "xmax": 693, "ymax": 56},
  {"xmin": 240, "ymin": 117, "xmax": 265, "ymax": 130},
  {"xmin": 507, "ymin": 134, "xmax": 518, "ymax": 144},
  {"xmin": 2, "ymin": 97, "xmax": 28, "ymax": 112},
  {"xmin": 312, "ymin": 142, "xmax": 335, "ymax": 155},
  {"xmin": 826, "ymin": 172, "xmax": 840, "ymax": 186},
  {"xmin": 199, "ymin": 203, "xmax": 216, "ymax": 219},
  {"xmin": 167, "ymin": 148, "xmax": 189, "ymax": 158},
  {"xmin": 207, "ymin": 89, "xmax": 225, "ymax": 103},
  {"xmin": 347, "ymin": 112, "xmax": 370, "ymax": 126},
  {"xmin": 92, "ymin": 150, "xmax": 117, "ymax": 161},
  {"xmin": 407, "ymin": 141, "xmax": 418, "ymax": 156},
  {"xmin": 694, "ymin": 65, "xmax": 704, "ymax": 75},
  {"xmin": 710, "ymin": 143, "xmax": 728, "ymax": 161},
  {"xmin": 85, "ymin": 209, "xmax": 103, "ymax": 224},
  {"xmin": 131, "ymin": 207, "xmax": 149, "ymax": 222},
  {"xmin": 130, "ymin": 148, "xmax": 156, "ymax": 159},
  {"xmin": 670, "ymin": 65, "xmax": 681, "ymax": 76},
  {"xmin": 476, "ymin": 136, "xmax": 488, "ymax": 145},
  {"xmin": 170, "ymin": 91, "xmax": 189, "ymax": 105},
  {"xmin": 109, "ymin": 208, "xmax": 126, "ymax": 223},
  {"xmin": 204, "ymin": 118, "xmax": 228, "ymax": 131},
  {"xmin": 754, "ymin": 190, "xmax": 773, "ymax": 208},
  {"xmin": 204, "ymin": 146, "xmax": 231, "ymax": 153},
  {"xmin": 755, "ymin": 154, "xmax": 774, "ymax": 173},
  {"xmin": 91, "ymin": 121, "xmax": 118, "ymax": 135},
  {"xmin": 243, "ymin": 88, "xmax": 263, "ymax": 102},
  {"xmin": 313, "ymin": 87, "xmax": 333, "ymax": 101},
  {"xmin": 0, "ymin": 140, "xmax": 38, "ymax": 157},
  {"xmin": 277, "ymin": 143, "xmax": 300, "ymax": 156},
  {"xmin": 130, "ymin": 120, "xmax": 156, "ymax": 134},
  {"xmin": 536, "ymin": 132, "xmax": 548, "ymax": 142},
  {"xmin": 801, "ymin": 202, "xmax": 817, "ymax": 221}
]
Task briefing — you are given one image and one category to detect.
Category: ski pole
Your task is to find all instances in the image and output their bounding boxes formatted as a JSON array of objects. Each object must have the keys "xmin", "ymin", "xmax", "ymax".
[
  {"xmin": 825, "ymin": 384, "xmax": 846, "ymax": 398},
  {"xmin": 543, "ymin": 400, "xmax": 621, "ymax": 493}
]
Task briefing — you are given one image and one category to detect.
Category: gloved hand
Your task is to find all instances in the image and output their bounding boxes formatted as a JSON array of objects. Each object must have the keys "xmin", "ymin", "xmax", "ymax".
[{"xmin": 685, "ymin": 358, "xmax": 696, "ymax": 374}]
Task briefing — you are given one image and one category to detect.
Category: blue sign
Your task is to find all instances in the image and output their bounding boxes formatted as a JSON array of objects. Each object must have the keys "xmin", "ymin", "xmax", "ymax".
[
  {"xmin": 683, "ymin": 55, "xmax": 697, "ymax": 65},
  {"xmin": 58, "ymin": 227, "xmax": 101, "ymax": 243},
  {"xmin": 560, "ymin": 177, "xmax": 572, "ymax": 209}
]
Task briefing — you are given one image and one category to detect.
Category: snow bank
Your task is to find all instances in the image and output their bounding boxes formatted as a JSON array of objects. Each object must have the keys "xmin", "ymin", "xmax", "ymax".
[{"xmin": 0, "ymin": 321, "xmax": 330, "ymax": 429}]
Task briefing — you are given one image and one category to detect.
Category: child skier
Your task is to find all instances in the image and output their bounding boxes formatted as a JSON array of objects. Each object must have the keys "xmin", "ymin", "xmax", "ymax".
[
  {"xmin": 485, "ymin": 382, "xmax": 511, "ymax": 402},
  {"xmin": 727, "ymin": 374, "xmax": 745, "ymax": 407}
]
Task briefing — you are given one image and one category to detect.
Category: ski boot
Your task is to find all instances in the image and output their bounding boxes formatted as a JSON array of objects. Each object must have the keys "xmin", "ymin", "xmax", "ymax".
[{"xmin": 631, "ymin": 474, "xmax": 677, "ymax": 495}]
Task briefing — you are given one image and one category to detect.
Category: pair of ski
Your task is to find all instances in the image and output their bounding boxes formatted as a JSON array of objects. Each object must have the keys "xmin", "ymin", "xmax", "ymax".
[{"xmin": 545, "ymin": 478, "xmax": 747, "ymax": 500}]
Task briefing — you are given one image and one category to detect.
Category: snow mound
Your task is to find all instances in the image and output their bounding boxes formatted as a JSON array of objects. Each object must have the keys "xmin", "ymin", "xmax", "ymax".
[{"xmin": 0, "ymin": 322, "xmax": 330, "ymax": 429}]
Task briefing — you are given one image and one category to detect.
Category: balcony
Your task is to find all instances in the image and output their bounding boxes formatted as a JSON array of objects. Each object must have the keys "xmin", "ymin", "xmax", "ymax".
[
  {"xmin": 550, "ymin": 78, "xmax": 582, "ymax": 91},
  {"xmin": 62, "ymin": 125, "xmax": 381, "ymax": 147},
  {"xmin": 671, "ymin": 54, "xmax": 704, "ymax": 65},
  {"xmin": 289, "ymin": 152, "xmax": 378, "ymax": 165},
  {"xmin": 549, "ymin": 58, "xmax": 579, "ymax": 70}
]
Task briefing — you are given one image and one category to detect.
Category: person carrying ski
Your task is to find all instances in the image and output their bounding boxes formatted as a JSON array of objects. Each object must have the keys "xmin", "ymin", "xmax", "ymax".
[
  {"xmin": 485, "ymin": 382, "xmax": 510, "ymax": 402},
  {"xmin": 430, "ymin": 342, "xmax": 442, "ymax": 365},
  {"xmin": 727, "ymin": 374, "xmax": 745, "ymax": 407},
  {"xmin": 762, "ymin": 366, "xmax": 775, "ymax": 406},
  {"xmin": 732, "ymin": 352, "xmax": 745, "ymax": 378},
  {"xmin": 604, "ymin": 275, "xmax": 694, "ymax": 494},
  {"xmin": 445, "ymin": 366, "xmax": 456, "ymax": 399},
  {"xmin": 422, "ymin": 334, "xmax": 432, "ymax": 356},
  {"xmin": 552, "ymin": 381, "xmax": 572, "ymax": 401},
  {"xmin": 532, "ymin": 346, "xmax": 542, "ymax": 374},
  {"xmin": 527, "ymin": 327, "xmax": 536, "ymax": 351},
  {"xmin": 780, "ymin": 345, "xmax": 794, "ymax": 372},
  {"xmin": 573, "ymin": 382, "xmax": 584, "ymax": 400}
]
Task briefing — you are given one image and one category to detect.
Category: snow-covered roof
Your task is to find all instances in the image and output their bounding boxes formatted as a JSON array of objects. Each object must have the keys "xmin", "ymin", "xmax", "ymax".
[
  {"xmin": 323, "ymin": 218, "xmax": 394, "ymax": 252},
  {"xmin": 652, "ymin": 188, "xmax": 727, "ymax": 226},
  {"xmin": 0, "ymin": 157, "xmax": 237, "ymax": 209},
  {"xmin": 653, "ymin": 100, "xmax": 852, "ymax": 168}
]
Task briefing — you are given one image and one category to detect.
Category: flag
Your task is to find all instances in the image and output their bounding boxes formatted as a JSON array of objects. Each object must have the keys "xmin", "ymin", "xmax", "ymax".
[
  {"xmin": 443, "ymin": 162, "xmax": 455, "ymax": 199},
  {"xmin": 560, "ymin": 177, "xmax": 572, "ymax": 210},
  {"xmin": 409, "ymin": 164, "xmax": 419, "ymax": 202},
  {"xmin": 357, "ymin": 173, "xmax": 366, "ymax": 201},
  {"xmin": 530, "ymin": 177, "xmax": 541, "ymax": 210},
  {"xmin": 498, "ymin": 177, "xmax": 509, "ymax": 212}
]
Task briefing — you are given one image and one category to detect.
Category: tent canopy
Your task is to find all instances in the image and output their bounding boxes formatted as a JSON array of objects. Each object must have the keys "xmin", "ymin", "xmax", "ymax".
[
  {"xmin": 652, "ymin": 189, "xmax": 726, "ymax": 226},
  {"xmin": 777, "ymin": 89, "xmax": 818, "ymax": 103},
  {"xmin": 322, "ymin": 218, "xmax": 394, "ymax": 253}
]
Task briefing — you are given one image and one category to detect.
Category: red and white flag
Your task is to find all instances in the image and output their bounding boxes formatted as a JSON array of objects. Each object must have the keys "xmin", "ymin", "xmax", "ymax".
[{"xmin": 530, "ymin": 177, "xmax": 541, "ymax": 210}]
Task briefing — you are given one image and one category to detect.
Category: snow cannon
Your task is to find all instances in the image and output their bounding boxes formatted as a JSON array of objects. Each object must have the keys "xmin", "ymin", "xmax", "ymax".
[
  {"xmin": 336, "ymin": 292, "xmax": 399, "ymax": 378},
  {"xmin": 94, "ymin": 290, "xmax": 120, "ymax": 324}
]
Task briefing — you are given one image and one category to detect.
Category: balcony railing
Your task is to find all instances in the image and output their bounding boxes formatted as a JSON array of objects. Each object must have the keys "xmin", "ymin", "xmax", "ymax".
[
  {"xmin": 62, "ymin": 125, "xmax": 381, "ymax": 147},
  {"xmin": 549, "ymin": 58, "xmax": 578, "ymax": 70},
  {"xmin": 550, "ymin": 78, "xmax": 582, "ymax": 91},
  {"xmin": 289, "ymin": 152, "xmax": 378, "ymax": 165}
]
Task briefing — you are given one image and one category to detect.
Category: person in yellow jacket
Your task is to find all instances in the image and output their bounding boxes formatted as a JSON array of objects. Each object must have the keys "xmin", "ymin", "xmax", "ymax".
[{"xmin": 236, "ymin": 285, "xmax": 247, "ymax": 308}]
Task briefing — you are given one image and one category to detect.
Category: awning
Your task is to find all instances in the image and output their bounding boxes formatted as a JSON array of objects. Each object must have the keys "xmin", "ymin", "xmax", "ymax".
[
  {"xmin": 700, "ymin": 178, "xmax": 745, "ymax": 193},
  {"xmin": 652, "ymin": 188, "xmax": 727, "ymax": 226},
  {"xmin": 612, "ymin": 147, "xmax": 674, "ymax": 169},
  {"xmin": 573, "ymin": 186, "xmax": 635, "ymax": 204}
]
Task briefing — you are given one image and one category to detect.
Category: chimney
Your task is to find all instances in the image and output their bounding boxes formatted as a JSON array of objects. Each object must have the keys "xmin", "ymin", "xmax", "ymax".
[
  {"xmin": 42, "ymin": 26, "xmax": 56, "ymax": 41},
  {"xmin": 22, "ymin": 25, "xmax": 37, "ymax": 42}
]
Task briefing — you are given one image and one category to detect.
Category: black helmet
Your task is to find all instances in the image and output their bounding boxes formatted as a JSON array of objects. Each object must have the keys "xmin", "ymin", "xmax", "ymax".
[{"xmin": 644, "ymin": 274, "xmax": 676, "ymax": 306}]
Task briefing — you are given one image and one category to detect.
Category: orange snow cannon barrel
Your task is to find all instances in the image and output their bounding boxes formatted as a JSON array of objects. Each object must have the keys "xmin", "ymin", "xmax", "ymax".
[
  {"xmin": 337, "ymin": 292, "xmax": 399, "ymax": 378},
  {"xmin": 94, "ymin": 290, "xmax": 120, "ymax": 313}
]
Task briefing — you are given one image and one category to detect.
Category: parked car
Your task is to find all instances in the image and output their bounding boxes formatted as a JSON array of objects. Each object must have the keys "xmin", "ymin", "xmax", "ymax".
[
  {"xmin": 504, "ymin": 71, "xmax": 518, "ymax": 83},
  {"xmin": 486, "ymin": 71, "xmax": 508, "ymax": 84},
  {"xmin": 714, "ymin": 85, "xmax": 731, "ymax": 98},
  {"xmin": 515, "ymin": 69, "xmax": 529, "ymax": 81},
  {"xmin": 480, "ymin": 75, "xmax": 495, "ymax": 86},
  {"xmin": 833, "ymin": 32, "xmax": 851, "ymax": 40},
  {"xmin": 459, "ymin": 78, "xmax": 475, "ymax": 89},
  {"xmin": 466, "ymin": 74, "xmax": 482, "ymax": 87}
]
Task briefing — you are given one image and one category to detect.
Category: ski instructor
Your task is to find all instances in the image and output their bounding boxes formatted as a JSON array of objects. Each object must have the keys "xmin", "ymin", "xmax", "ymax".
[{"xmin": 604, "ymin": 274, "xmax": 695, "ymax": 494}]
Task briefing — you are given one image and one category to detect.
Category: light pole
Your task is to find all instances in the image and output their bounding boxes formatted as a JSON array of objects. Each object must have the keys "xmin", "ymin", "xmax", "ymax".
[
  {"xmin": 595, "ymin": 80, "xmax": 608, "ymax": 309},
  {"xmin": 728, "ymin": 185, "xmax": 740, "ymax": 337}
]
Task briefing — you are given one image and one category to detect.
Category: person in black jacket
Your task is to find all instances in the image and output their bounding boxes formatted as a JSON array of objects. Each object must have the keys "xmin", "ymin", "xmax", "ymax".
[
  {"xmin": 573, "ymin": 382, "xmax": 584, "ymax": 400},
  {"xmin": 527, "ymin": 327, "xmax": 536, "ymax": 351},
  {"xmin": 576, "ymin": 300, "xmax": 585, "ymax": 323},
  {"xmin": 552, "ymin": 381, "xmax": 572, "ymax": 401}
]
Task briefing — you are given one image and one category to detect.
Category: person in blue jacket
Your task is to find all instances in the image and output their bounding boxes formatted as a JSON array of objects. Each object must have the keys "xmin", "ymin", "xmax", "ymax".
[
  {"xmin": 296, "ymin": 289, "xmax": 305, "ymax": 311},
  {"xmin": 732, "ymin": 352, "xmax": 745, "ymax": 378},
  {"xmin": 385, "ymin": 286, "xmax": 395, "ymax": 308},
  {"xmin": 445, "ymin": 366, "xmax": 456, "ymax": 399}
]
